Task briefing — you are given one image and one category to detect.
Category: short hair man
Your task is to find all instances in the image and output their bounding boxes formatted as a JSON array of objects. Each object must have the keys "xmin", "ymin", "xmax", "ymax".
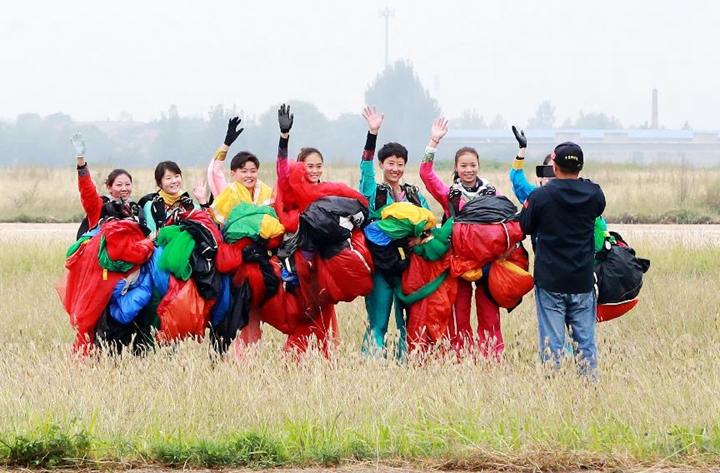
[{"xmin": 519, "ymin": 142, "xmax": 606, "ymax": 377}]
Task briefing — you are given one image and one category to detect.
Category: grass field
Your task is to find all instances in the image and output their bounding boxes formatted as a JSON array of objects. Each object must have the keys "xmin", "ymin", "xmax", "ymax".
[
  {"xmin": 1, "ymin": 223, "xmax": 719, "ymax": 471},
  {"xmin": 1, "ymin": 162, "xmax": 719, "ymax": 224}
]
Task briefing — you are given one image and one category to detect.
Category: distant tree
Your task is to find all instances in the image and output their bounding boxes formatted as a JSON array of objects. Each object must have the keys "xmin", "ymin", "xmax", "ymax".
[
  {"xmin": 253, "ymin": 100, "xmax": 332, "ymax": 161},
  {"xmin": 488, "ymin": 114, "xmax": 508, "ymax": 130},
  {"xmin": 453, "ymin": 108, "xmax": 486, "ymax": 129},
  {"xmin": 327, "ymin": 112, "xmax": 366, "ymax": 164},
  {"xmin": 571, "ymin": 111, "xmax": 623, "ymax": 129},
  {"xmin": 527, "ymin": 100, "xmax": 556, "ymax": 129},
  {"xmin": 364, "ymin": 60, "xmax": 440, "ymax": 158},
  {"xmin": 681, "ymin": 121, "xmax": 692, "ymax": 130}
]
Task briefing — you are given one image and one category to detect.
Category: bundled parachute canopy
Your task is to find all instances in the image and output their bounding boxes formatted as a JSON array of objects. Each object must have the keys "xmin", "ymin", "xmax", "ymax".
[
  {"xmin": 451, "ymin": 195, "xmax": 524, "ymax": 280},
  {"xmin": 486, "ymin": 245, "xmax": 534, "ymax": 310},
  {"xmin": 223, "ymin": 203, "xmax": 285, "ymax": 244},
  {"xmin": 595, "ymin": 232, "xmax": 650, "ymax": 322},
  {"xmin": 210, "ymin": 181, "xmax": 274, "ymax": 225},
  {"xmin": 275, "ymin": 161, "xmax": 367, "ymax": 232},
  {"xmin": 57, "ymin": 219, "xmax": 153, "ymax": 354},
  {"xmin": 298, "ymin": 196, "xmax": 368, "ymax": 249},
  {"xmin": 401, "ymin": 252, "xmax": 457, "ymax": 352},
  {"xmin": 156, "ymin": 277, "xmax": 214, "ymax": 343}
]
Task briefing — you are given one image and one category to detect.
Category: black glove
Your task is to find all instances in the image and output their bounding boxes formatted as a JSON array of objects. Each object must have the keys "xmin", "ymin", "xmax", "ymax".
[
  {"xmin": 278, "ymin": 104, "xmax": 294, "ymax": 134},
  {"xmin": 224, "ymin": 117, "xmax": 244, "ymax": 146},
  {"xmin": 512, "ymin": 125, "xmax": 527, "ymax": 149}
]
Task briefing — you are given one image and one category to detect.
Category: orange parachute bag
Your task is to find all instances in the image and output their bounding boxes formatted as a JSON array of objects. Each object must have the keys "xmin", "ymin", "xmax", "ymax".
[
  {"xmin": 487, "ymin": 245, "xmax": 534, "ymax": 309},
  {"xmin": 156, "ymin": 277, "xmax": 213, "ymax": 343},
  {"xmin": 402, "ymin": 252, "xmax": 457, "ymax": 352}
]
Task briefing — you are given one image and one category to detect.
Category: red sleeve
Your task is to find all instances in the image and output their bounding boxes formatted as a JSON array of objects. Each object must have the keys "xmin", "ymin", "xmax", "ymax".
[{"xmin": 78, "ymin": 168, "xmax": 103, "ymax": 228}]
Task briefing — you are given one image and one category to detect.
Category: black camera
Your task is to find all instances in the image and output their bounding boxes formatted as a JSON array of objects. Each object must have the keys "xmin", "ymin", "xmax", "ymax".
[{"xmin": 535, "ymin": 165, "xmax": 555, "ymax": 178}]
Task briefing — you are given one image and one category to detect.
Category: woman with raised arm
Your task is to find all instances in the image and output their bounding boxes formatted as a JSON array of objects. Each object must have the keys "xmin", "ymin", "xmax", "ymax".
[
  {"xmin": 419, "ymin": 118, "xmax": 504, "ymax": 358},
  {"xmin": 274, "ymin": 104, "xmax": 372, "ymax": 357},
  {"xmin": 71, "ymin": 132, "xmax": 142, "ymax": 239}
]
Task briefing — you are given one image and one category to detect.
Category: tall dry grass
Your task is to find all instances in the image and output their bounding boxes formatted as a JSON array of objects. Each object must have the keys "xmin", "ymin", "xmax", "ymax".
[
  {"xmin": 2, "ymin": 162, "xmax": 719, "ymax": 223},
  {"xmin": 0, "ymin": 225, "xmax": 719, "ymax": 469}
]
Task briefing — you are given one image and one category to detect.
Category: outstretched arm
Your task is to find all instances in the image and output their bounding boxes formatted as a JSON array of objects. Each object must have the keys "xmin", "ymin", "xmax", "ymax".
[
  {"xmin": 276, "ymin": 104, "xmax": 294, "ymax": 190},
  {"xmin": 208, "ymin": 117, "xmax": 244, "ymax": 197},
  {"xmin": 419, "ymin": 118, "xmax": 451, "ymax": 208},
  {"xmin": 71, "ymin": 133, "xmax": 103, "ymax": 228},
  {"xmin": 359, "ymin": 106, "xmax": 384, "ymax": 202},
  {"xmin": 509, "ymin": 125, "xmax": 535, "ymax": 204}
]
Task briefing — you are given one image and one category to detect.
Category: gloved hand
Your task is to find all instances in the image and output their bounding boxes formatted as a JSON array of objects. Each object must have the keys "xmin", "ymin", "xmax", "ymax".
[
  {"xmin": 278, "ymin": 104, "xmax": 294, "ymax": 134},
  {"xmin": 512, "ymin": 125, "xmax": 527, "ymax": 149},
  {"xmin": 70, "ymin": 133, "xmax": 86, "ymax": 156},
  {"xmin": 224, "ymin": 117, "xmax": 243, "ymax": 146}
]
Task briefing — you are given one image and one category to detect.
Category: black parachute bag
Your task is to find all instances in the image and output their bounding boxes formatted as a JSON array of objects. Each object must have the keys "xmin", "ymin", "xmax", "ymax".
[
  {"xmin": 454, "ymin": 194, "xmax": 519, "ymax": 224},
  {"xmin": 298, "ymin": 196, "xmax": 369, "ymax": 250},
  {"xmin": 594, "ymin": 231, "xmax": 651, "ymax": 305}
]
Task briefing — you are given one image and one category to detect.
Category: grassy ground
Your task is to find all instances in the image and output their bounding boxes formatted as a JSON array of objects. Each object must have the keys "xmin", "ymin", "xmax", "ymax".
[
  {"xmin": 1, "ymin": 162, "xmax": 719, "ymax": 224},
  {"xmin": 0, "ymin": 224, "xmax": 719, "ymax": 470}
]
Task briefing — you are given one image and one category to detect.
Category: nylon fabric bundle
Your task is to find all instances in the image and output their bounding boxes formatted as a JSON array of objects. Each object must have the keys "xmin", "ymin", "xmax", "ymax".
[
  {"xmin": 156, "ymin": 226, "xmax": 195, "ymax": 281},
  {"xmin": 223, "ymin": 203, "xmax": 284, "ymax": 243}
]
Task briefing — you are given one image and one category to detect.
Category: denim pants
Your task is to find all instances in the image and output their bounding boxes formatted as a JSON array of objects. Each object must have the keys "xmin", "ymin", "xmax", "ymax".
[{"xmin": 535, "ymin": 286, "xmax": 597, "ymax": 375}]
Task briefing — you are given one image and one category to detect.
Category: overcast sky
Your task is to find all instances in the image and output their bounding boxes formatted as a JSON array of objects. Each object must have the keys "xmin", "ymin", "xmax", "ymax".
[{"xmin": 1, "ymin": 0, "xmax": 717, "ymax": 129}]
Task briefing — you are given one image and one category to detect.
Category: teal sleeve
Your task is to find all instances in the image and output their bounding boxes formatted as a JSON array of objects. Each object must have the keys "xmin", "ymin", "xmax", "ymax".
[
  {"xmin": 509, "ymin": 167, "xmax": 537, "ymax": 205},
  {"xmin": 360, "ymin": 159, "xmax": 377, "ymax": 211}
]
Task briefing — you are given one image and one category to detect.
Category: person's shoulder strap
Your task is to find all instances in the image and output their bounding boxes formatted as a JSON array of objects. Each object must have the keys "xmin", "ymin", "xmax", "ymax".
[
  {"xmin": 375, "ymin": 183, "xmax": 389, "ymax": 211},
  {"xmin": 401, "ymin": 183, "xmax": 423, "ymax": 207}
]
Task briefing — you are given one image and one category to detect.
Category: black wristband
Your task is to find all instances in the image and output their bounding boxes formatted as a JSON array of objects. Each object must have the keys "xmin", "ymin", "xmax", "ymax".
[
  {"xmin": 515, "ymin": 155, "xmax": 524, "ymax": 160},
  {"xmin": 279, "ymin": 136, "xmax": 289, "ymax": 150},
  {"xmin": 76, "ymin": 162, "xmax": 88, "ymax": 170},
  {"xmin": 364, "ymin": 131, "xmax": 378, "ymax": 151}
]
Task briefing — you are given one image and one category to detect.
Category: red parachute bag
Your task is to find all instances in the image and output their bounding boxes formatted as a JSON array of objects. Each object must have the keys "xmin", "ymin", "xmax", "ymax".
[
  {"xmin": 597, "ymin": 299, "xmax": 639, "ymax": 323},
  {"xmin": 156, "ymin": 277, "xmax": 213, "ymax": 343},
  {"xmin": 57, "ymin": 235, "xmax": 126, "ymax": 355},
  {"xmin": 450, "ymin": 221, "xmax": 524, "ymax": 278},
  {"xmin": 318, "ymin": 229, "xmax": 374, "ymax": 304}
]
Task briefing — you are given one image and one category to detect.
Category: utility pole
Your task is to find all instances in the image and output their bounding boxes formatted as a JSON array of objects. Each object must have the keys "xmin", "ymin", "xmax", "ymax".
[{"xmin": 379, "ymin": 8, "xmax": 394, "ymax": 68}]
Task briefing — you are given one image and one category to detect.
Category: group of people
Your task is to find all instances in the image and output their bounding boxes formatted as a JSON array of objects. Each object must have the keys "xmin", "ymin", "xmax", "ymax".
[{"xmin": 57, "ymin": 104, "xmax": 650, "ymax": 377}]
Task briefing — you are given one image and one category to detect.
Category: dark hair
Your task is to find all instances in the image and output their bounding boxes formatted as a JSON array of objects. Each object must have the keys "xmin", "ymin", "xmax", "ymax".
[
  {"xmin": 231, "ymin": 151, "xmax": 260, "ymax": 171},
  {"xmin": 452, "ymin": 147, "xmax": 479, "ymax": 182},
  {"xmin": 105, "ymin": 168, "xmax": 132, "ymax": 187},
  {"xmin": 297, "ymin": 147, "xmax": 324, "ymax": 163},
  {"xmin": 154, "ymin": 161, "xmax": 183, "ymax": 187},
  {"xmin": 542, "ymin": 153, "xmax": 553, "ymax": 165},
  {"xmin": 377, "ymin": 142, "xmax": 408, "ymax": 163}
]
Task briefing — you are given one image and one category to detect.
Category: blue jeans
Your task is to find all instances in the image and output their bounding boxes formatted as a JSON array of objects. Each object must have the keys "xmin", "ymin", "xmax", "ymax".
[{"xmin": 535, "ymin": 286, "xmax": 597, "ymax": 376}]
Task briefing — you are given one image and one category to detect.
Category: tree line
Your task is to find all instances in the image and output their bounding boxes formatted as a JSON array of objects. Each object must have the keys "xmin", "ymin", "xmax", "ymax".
[{"xmin": 0, "ymin": 61, "xmax": 661, "ymax": 167}]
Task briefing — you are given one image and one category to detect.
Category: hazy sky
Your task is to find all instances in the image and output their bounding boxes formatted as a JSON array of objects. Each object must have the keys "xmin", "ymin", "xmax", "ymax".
[{"xmin": 1, "ymin": 0, "xmax": 717, "ymax": 129}]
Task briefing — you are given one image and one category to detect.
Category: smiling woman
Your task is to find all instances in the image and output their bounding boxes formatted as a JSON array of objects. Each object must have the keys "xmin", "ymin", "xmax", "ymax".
[
  {"xmin": 139, "ymin": 160, "xmax": 207, "ymax": 238},
  {"xmin": 71, "ymin": 132, "xmax": 142, "ymax": 239}
]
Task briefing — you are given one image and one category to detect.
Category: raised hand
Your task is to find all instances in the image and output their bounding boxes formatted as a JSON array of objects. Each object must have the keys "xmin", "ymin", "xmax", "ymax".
[
  {"xmin": 192, "ymin": 178, "xmax": 208, "ymax": 204},
  {"xmin": 278, "ymin": 104, "xmax": 294, "ymax": 134},
  {"xmin": 362, "ymin": 105, "xmax": 384, "ymax": 134},
  {"xmin": 512, "ymin": 125, "xmax": 527, "ymax": 149},
  {"xmin": 70, "ymin": 132, "xmax": 86, "ymax": 157},
  {"xmin": 430, "ymin": 117, "xmax": 449, "ymax": 144},
  {"xmin": 224, "ymin": 117, "xmax": 244, "ymax": 146}
]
